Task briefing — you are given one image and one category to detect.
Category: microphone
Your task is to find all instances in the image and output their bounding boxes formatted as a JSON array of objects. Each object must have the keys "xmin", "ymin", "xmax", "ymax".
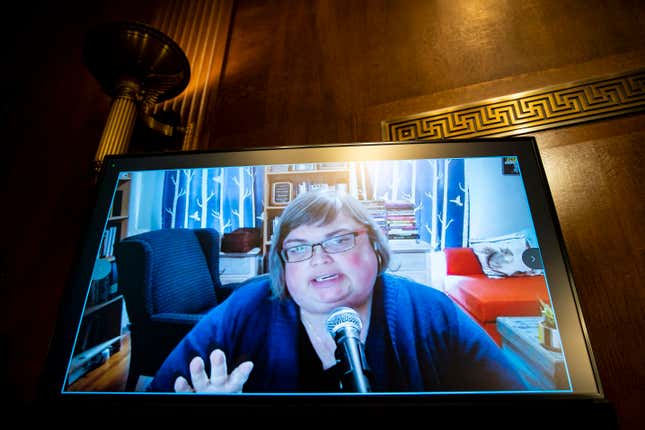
[{"xmin": 325, "ymin": 307, "xmax": 372, "ymax": 393}]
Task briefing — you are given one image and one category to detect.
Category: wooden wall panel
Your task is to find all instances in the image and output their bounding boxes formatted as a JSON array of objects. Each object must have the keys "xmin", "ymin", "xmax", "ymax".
[
  {"xmin": 206, "ymin": 0, "xmax": 645, "ymax": 149},
  {"xmin": 150, "ymin": 0, "xmax": 234, "ymax": 150},
  {"xmin": 206, "ymin": 2, "xmax": 645, "ymax": 428},
  {"xmin": 535, "ymin": 116, "xmax": 645, "ymax": 430}
]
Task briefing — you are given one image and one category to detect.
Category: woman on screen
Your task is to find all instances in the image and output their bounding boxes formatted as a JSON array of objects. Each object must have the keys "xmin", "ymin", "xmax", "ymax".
[{"xmin": 147, "ymin": 189, "xmax": 526, "ymax": 393}]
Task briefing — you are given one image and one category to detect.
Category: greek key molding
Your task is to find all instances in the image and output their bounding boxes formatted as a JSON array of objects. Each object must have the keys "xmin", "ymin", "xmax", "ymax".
[{"xmin": 382, "ymin": 69, "xmax": 645, "ymax": 141}]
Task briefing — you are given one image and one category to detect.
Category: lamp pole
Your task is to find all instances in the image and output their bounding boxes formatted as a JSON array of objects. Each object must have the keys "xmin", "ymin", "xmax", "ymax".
[
  {"xmin": 83, "ymin": 21, "xmax": 191, "ymax": 173},
  {"xmin": 93, "ymin": 82, "xmax": 140, "ymax": 170}
]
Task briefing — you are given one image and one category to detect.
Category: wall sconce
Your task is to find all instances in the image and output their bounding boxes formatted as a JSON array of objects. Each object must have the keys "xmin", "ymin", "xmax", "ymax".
[{"xmin": 83, "ymin": 21, "xmax": 191, "ymax": 172}]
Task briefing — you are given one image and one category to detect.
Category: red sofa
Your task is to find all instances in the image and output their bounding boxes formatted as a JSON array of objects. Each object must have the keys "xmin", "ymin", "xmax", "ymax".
[{"xmin": 443, "ymin": 247, "xmax": 549, "ymax": 345}]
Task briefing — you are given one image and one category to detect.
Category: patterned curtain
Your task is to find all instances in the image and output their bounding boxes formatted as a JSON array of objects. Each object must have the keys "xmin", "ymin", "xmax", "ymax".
[
  {"xmin": 158, "ymin": 160, "xmax": 465, "ymax": 249},
  {"xmin": 161, "ymin": 166, "xmax": 265, "ymax": 233},
  {"xmin": 357, "ymin": 159, "xmax": 466, "ymax": 250}
]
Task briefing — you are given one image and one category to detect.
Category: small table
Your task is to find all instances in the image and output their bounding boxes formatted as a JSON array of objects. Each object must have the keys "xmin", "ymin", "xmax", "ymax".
[
  {"xmin": 496, "ymin": 316, "xmax": 569, "ymax": 390},
  {"xmin": 219, "ymin": 248, "xmax": 262, "ymax": 285}
]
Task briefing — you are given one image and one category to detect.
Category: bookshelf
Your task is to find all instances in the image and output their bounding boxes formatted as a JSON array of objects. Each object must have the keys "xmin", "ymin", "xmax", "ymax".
[
  {"xmin": 262, "ymin": 164, "xmax": 351, "ymax": 251},
  {"xmin": 106, "ymin": 174, "xmax": 131, "ymax": 246},
  {"xmin": 68, "ymin": 290, "xmax": 125, "ymax": 386},
  {"xmin": 67, "ymin": 175, "xmax": 131, "ymax": 386},
  {"xmin": 261, "ymin": 166, "xmax": 434, "ymax": 284}
]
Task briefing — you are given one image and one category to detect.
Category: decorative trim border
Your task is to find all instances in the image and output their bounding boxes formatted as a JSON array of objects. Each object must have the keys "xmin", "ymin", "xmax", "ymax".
[{"xmin": 382, "ymin": 69, "xmax": 645, "ymax": 141}]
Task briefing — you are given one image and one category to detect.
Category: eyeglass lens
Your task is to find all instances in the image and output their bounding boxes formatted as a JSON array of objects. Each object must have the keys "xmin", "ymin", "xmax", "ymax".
[{"xmin": 283, "ymin": 232, "xmax": 358, "ymax": 262}]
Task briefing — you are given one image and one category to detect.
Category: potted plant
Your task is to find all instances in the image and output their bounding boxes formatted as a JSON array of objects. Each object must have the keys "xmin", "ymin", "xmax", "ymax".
[{"xmin": 537, "ymin": 299, "xmax": 561, "ymax": 351}]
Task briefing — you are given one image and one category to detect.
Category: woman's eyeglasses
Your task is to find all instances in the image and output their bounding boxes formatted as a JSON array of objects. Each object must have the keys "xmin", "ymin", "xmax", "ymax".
[{"xmin": 281, "ymin": 230, "xmax": 367, "ymax": 263}]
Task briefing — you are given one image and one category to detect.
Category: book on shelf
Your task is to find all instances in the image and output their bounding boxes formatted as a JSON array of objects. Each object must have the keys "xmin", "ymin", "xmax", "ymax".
[
  {"xmin": 100, "ymin": 225, "xmax": 119, "ymax": 258},
  {"xmin": 317, "ymin": 162, "xmax": 347, "ymax": 170},
  {"xmin": 361, "ymin": 200, "xmax": 388, "ymax": 235},
  {"xmin": 267, "ymin": 164, "xmax": 291, "ymax": 172},
  {"xmin": 385, "ymin": 201, "xmax": 418, "ymax": 241},
  {"xmin": 88, "ymin": 277, "xmax": 118, "ymax": 306}
]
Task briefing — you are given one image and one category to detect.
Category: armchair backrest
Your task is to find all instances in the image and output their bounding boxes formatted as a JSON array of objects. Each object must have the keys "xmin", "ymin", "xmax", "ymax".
[{"xmin": 115, "ymin": 228, "xmax": 221, "ymax": 323}]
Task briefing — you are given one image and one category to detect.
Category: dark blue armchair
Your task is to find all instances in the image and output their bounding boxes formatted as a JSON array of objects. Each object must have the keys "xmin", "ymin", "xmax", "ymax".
[{"xmin": 115, "ymin": 228, "xmax": 234, "ymax": 390}]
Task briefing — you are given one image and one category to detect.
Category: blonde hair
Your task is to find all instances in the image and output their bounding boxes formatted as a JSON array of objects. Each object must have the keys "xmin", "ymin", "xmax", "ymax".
[{"xmin": 268, "ymin": 189, "xmax": 391, "ymax": 299}]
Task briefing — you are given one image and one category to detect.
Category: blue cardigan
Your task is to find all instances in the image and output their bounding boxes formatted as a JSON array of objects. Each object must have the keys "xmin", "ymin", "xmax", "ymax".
[{"xmin": 147, "ymin": 273, "xmax": 526, "ymax": 392}]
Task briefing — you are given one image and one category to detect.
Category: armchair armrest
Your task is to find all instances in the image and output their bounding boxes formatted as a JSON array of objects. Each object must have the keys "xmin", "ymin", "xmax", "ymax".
[
  {"xmin": 445, "ymin": 247, "xmax": 484, "ymax": 275},
  {"xmin": 150, "ymin": 313, "xmax": 206, "ymax": 325}
]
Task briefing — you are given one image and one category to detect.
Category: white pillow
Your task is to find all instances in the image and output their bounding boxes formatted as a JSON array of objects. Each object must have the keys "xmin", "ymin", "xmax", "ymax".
[{"xmin": 470, "ymin": 233, "xmax": 541, "ymax": 278}]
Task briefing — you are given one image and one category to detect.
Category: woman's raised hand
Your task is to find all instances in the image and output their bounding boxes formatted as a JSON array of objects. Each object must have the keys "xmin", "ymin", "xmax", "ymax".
[{"xmin": 173, "ymin": 349, "xmax": 253, "ymax": 393}]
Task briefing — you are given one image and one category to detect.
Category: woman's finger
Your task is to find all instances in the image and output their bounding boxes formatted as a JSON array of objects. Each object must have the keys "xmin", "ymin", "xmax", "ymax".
[
  {"xmin": 189, "ymin": 356, "xmax": 209, "ymax": 392},
  {"xmin": 174, "ymin": 376, "xmax": 194, "ymax": 393},
  {"xmin": 227, "ymin": 361, "xmax": 254, "ymax": 392},
  {"xmin": 209, "ymin": 349, "xmax": 228, "ymax": 387}
]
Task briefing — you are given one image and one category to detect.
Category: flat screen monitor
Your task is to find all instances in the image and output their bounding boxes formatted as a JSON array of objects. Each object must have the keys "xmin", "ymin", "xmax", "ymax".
[{"xmin": 40, "ymin": 138, "xmax": 604, "ymax": 418}]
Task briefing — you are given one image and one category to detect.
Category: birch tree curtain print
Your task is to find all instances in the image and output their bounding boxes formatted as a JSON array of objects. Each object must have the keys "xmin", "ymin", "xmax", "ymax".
[
  {"xmin": 359, "ymin": 159, "xmax": 467, "ymax": 250},
  {"xmin": 158, "ymin": 159, "xmax": 466, "ymax": 250},
  {"xmin": 162, "ymin": 166, "xmax": 264, "ymax": 233}
]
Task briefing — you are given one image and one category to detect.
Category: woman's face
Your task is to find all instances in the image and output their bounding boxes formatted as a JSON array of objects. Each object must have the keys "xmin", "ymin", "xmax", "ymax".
[{"xmin": 282, "ymin": 212, "xmax": 378, "ymax": 316}]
